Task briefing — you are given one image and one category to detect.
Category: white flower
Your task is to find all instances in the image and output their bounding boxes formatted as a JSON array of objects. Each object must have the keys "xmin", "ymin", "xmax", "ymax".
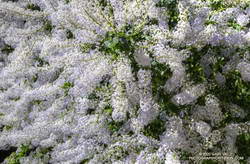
[{"xmin": 237, "ymin": 14, "xmax": 249, "ymax": 26}]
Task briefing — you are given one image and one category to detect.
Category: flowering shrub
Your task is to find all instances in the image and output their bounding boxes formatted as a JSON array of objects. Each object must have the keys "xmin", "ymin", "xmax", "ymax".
[{"xmin": 0, "ymin": 0, "xmax": 250, "ymax": 163}]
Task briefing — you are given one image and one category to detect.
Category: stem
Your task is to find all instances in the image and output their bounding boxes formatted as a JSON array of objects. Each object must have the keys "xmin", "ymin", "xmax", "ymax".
[{"xmin": 83, "ymin": 8, "xmax": 102, "ymax": 27}]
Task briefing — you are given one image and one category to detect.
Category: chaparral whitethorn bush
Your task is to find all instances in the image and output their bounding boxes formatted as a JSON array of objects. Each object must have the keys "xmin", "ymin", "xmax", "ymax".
[{"xmin": 0, "ymin": 0, "xmax": 250, "ymax": 163}]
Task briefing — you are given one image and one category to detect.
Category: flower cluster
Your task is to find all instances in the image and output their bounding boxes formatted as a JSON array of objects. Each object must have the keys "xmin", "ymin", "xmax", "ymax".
[{"xmin": 0, "ymin": 0, "xmax": 250, "ymax": 163}]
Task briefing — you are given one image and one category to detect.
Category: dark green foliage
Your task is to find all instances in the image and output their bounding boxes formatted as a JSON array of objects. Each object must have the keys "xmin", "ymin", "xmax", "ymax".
[
  {"xmin": 43, "ymin": 20, "xmax": 53, "ymax": 33},
  {"xmin": 143, "ymin": 117, "xmax": 165, "ymax": 140},
  {"xmin": 1, "ymin": 44, "xmax": 14, "ymax": 54},
  {"xmin": 97, "ymin": 0, "xmax": 114, "ymax": 15},
  {"xmin": 196, "ymin": 95, "xmax": 207, "ymax": 106},
  {"xmin": 4, "ymin": 125, "xmax": 12, "ymax": 131},
  {"xmin": 128, "ymin": 130, "xmax": 134, "ymax": 136},
  {"xmin": 0, "ymin": 87, "xmax": 7, "ymax": 92},
  {"xmin": 103, "ymin": 105, "xmax": 113, "ymax": 116},
  {"xmin": 9, "ymin": 97, "xmax": 20, "ymax": 101},
  {"xmin": 149, "ymin": 59, "xmax": 189, "ymax": 115},
  {"xmin": 223, "ymin": 70, "xmax": 250, "ymax": 109},
  {"xmin": 33, "ymin": 147, "xmax": 52, "ymax": 159},
  {"xmin": 247, "ymin": 22, "xmax": 250, "ymax": 28},
  {"xmin": 156, "ymin": 0, "xmax": 179, "ymax": 30},
  {"xmin": 236, "ymin": 133, "xmax": 250, "ymax": 163},
  {"xmin": 66, "ymin": 30, "xmax": 74, "ymax": 39},
  {"xmin": 183, "ymin": 46, "xmax": 209, "ymax": 84},
  {"xmin": 100, "ymin": 74, "xmax": 111, "ymax": 86},
  {"xmin": 133, "ymin": 145, "xmax": 146, "ymax": 154},
  {"xmin": 34, "ymin": 56, "xmax": 49, "ymax": 67},
  {"xmin": 99, "ymin": 24, "xmax": 145, "ymax": 76},
  {"xmin": 88, "ymin": 77, "xmax": 112, "ymax": 102},
  {"xmin": 6, "ymin": 145, "xmax": 30, "ymax": 164},
  {"xmin": 31, "ymin": 74, "xmax": 38, "ymax": 83},
  {"xmin": 31, "ymin": 100, "xmax": 43, "ymax": 105},
  {"xmin": 65, "ymin": 0, "xmax": 71, "ymax": 4},
  {"xmin": 204, "ymin": 18, "xmax": 217, "ymax": 25},
  {"xmin": 183, "ymin": 45, "xmax": 227, "ymax": 84},
  {"xmin": 241, "ymin": 2, "xmax": 250, "ymax": 10},
  {"xmin": 160, "ymin": 94, "xmax": 191, "ymax": 115},
  {"xmin": 149, "ymin": 60, "xmax": 184, "ymax": 115},
  {"xmin": 151, "ymin": 61, "xmax": 172, "ymax": 97},
  {"xmin": 80, "ymin": 43, "xmax": 96, "ymax": 53},
  {"xmin": 99, "ymin": 24, "xmax": 144, "ymax": 56},
  {"xmin": 235, "ymin": 46, "xmax": 250, "ymax": 59},
  {"xmin": 86, "ymin": 108, "xmax": 95, "ymax": 115},
  {"xmin": 99, "ymin": 30, "xmax": 133, "ymax": 60},
  {"xmin": 218, "ymin": 104, "xmax": 250, "ymax": 128},
  {"xmin": 181, "ymin": 44, "xmax": 249, "ymax": 122},
  {"xmin": 208, "ymin": 0, "xmax": 228, "ymax": 11},
  {"xmin": 85, "ymin": 74, "xmax": 113, "ymax": 115},
  {"xmin": 26, "ymin": 4, "xmax": 41, "ymax": 11},
  {"xmin": 146, "ymin": 18, "xmax": 159, "ymax": 26},
  {"xmin": 227, "ymin": 19, "xmax": 245, "ymax": 31},
  {"xmin": 202, "ymin": 160, "xmax": 219, "ymax": 164},
  {"xmin": 61, "ymin": 82, "xmax": 74, "ymax": 96},
  {"xmin": 3, "ymin": 0, "xmax": 18, "ymax": 2},
  {"xmin": 211, "ymin": 56, "xmax": 227, "ymax": 74},
  {"xmin": 61, "ymin": 82, "xmax": 74, "ymax": 90},
  {"xmin": 98, "ymin": 0, "xmax": 108, "ymax": 8},
  {"xmin": 80, "ymin": 159, "xmax": 90, "ymax": 164},
  {"xmin": 0, "ymin": 147, "xmax": 17, "ymax": 163},
  {"xmin": 179, "ymin": 151, "xmax": 192, "ymax": 160},
  {"xmin": 107, "ymin": 121, "xmax": 123, "ymax": 133},
  {"xmin": 207, "ymin": 69, "xmax": 250, "ymax": 122},
  {"xmin": 156, "ymin": 0, "xmax": 177, "ymax": 7},
  {"xmin": 87, "ymin": 92, "xmax": 99, "ymax": 100},
  {"xmin": 107, "ymin": 146, "xmax": 129, "ymax": 160}
]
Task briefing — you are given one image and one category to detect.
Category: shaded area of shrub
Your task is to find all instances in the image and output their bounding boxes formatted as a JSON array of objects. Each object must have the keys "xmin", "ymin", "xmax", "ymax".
[
  {"xmin": 0, "ymin": 147, "xmax": 17, "ymax": 163},
  {"xmin": 236, "ymin": 133, "xmax": 250, "ymax": 164},
  {"xmin": 156, "ymin": 0, "xmax": 180, "ymax": 30},
  {"xmin": 143, "ymin": 116, "xmax": 165, "ymax": 140}
]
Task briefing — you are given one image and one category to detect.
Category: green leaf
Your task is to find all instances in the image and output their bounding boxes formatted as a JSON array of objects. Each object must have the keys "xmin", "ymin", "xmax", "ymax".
[
  {"xmin": 143, "ymin": 117, "xmax": 165, "ymax": 140},
  {"xmin": 80, "ymin": 43, "xmax": 95, "ymax": 53},
  {"xmin": 26, "ymin": 4, "xmax": 41, "ymax": 11},
  {"xmin": 1, "ymin": 44, "xmax": 14, "ymax": 54},
  {"xmin": 107, "ymin": 121, "xmax": 123, "ymax": 133},
  {"xmin": 103, "ymin": 105, "xmax": 113, "ymax": 116},
  {"xmin": 66, "ymin": 30, "xmax": 74, "ymax": 39},
  {"xmin": 61, "ymin": 82, "xmax": 74, "ymax": 96},
  {"xmin": 6, "ymin": 145, "xmax": 30, "ymax": 164}
]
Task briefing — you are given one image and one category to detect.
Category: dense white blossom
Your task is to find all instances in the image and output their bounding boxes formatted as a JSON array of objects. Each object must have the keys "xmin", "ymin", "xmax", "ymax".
[{"xmin": 0, "ymin": 0, "xmax": 250, "ymax": 163}]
